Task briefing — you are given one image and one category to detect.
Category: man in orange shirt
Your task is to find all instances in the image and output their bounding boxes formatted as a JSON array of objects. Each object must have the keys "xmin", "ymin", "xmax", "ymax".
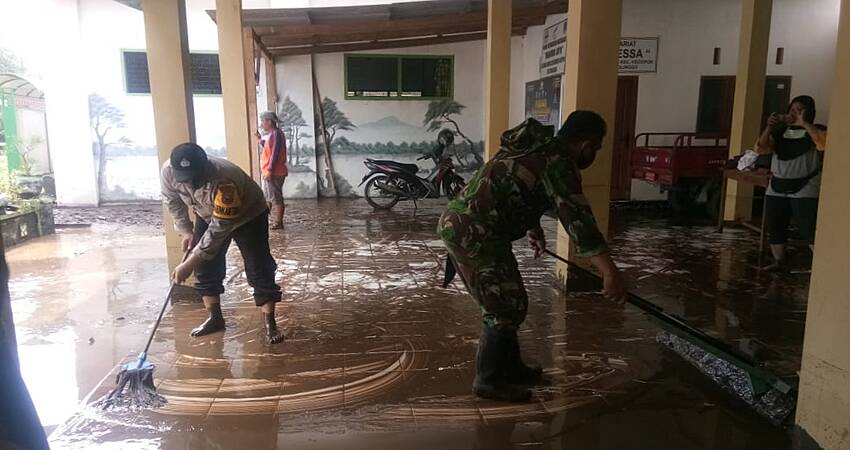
[{"xmin": 260, "ymin": 111, "xmax": 288, "ymax": 229}]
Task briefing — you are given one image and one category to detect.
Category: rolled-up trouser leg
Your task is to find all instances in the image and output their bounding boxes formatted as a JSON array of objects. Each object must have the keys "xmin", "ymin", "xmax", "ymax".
[
  {"xmin": 232, "ymin": 212, "xmax": 282, "ymax": 307},
  {"xmin": 192, "ymin": 217, "xmax": 229, "ymax": 297}
]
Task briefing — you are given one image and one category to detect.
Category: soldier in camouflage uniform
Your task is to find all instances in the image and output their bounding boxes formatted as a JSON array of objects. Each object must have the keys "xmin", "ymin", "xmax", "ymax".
[{"xmin": 438, "ymin": 111, "xmax": 626, "ymax": 402}]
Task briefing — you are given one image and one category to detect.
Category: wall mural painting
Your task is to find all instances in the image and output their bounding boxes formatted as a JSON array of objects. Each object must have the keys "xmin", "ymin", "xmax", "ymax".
[
  {"xmin": 89, "ymin": 93, "xmax": 228, "ymax": 203},
  {"xmin": 314, "ymin": 97, "xmax": 357, "ymax": 197},
  {"xmin": 89, "ymin": 94, "xmax": 133, "ymax": 203},
  {"xmin": 277, "ymin": 95, "xmax": 318, "ymax": 199},
  {"xmin": 312, "ymin": 97, "xmax": 483, "ymax": 199}
]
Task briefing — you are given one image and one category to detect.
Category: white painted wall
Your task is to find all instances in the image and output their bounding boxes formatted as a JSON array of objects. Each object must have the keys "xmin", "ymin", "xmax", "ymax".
[
  {"xmin": 78, "ymin": 0, "xmax": 227, "ymax": 150},
  {"xmin": 73, "ymin": 0, "xmax": 232, "ymax": 202},
  {"xmin": 516, "ymin": 0, "xmax": 840, "ymax": 200}
]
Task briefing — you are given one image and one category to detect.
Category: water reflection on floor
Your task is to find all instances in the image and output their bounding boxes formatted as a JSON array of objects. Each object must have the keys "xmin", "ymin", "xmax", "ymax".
[{"xmin": 7, "ymin": 200, "xmax": 804, "ymax": 449}]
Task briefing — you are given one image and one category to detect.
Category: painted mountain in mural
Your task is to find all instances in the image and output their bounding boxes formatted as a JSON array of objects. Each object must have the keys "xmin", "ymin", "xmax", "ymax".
[{"xmin": 338, "ymin": 116, "xmax": 434, "ymax": 144}]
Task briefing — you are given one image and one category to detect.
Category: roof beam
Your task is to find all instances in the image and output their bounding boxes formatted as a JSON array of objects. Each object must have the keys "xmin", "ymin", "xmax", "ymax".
[
  {"xmin": 252, "ymin": 29, "xmax": 274, "ymax": 61},
  {"xmin": 269, "ymin": 28, "xmax": 527, "ymax": 57},
  {"xmin": 263, "ymin": 15, "xmax": 543, "ymax": 48}
]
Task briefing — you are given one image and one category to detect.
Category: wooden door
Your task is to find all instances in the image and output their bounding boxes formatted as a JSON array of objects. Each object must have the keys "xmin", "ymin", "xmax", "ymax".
[
  {"xmin": 761, "ymin": 76, "xmax": 792, "ymax": 131},
  {"xmin": 696, "ymin": 76, "xmax": 737, "ymax": 136},
  {"xmin": 611, "ymin": 76, "xmax": 639, "ymax": 201}
]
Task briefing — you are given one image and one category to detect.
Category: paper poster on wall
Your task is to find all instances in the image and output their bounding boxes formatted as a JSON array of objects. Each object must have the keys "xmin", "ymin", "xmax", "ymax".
[
  {"xmin": 525, "ymin": 75, "xmax": 562, "ymax": 127},
  {"xmin": 539, "ymin": 19, "xmax": 567, "ymax": 78},
  {"xmin": 619, "ymin": 37, "xmax": 659, "ymax": 73}
]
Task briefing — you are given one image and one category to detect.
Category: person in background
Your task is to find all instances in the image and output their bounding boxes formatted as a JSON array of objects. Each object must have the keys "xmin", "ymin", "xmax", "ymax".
[
  {"xmin": 438, "ymin": 112, "xmax": 627, "ymax": 402},
  {"xmin": 755, "ymin": 95, "xmax": 827, "ymax": 271},
  {"xmin": 161, "ymin": 143, "xmax": 284, "ymax": 344},
  {"xmin": 259, "ymin": 111, "xmax": 287, "ymax": 230}
]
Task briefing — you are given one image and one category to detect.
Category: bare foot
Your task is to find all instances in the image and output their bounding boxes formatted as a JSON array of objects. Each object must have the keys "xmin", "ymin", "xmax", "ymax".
[
  {"xmin": 190, "ymin": 316, "xmax": 226, "ymax": 337},
  {"xmin": 264, "ymin": 313, "xmax": 284, "ymax": 344},
  {"xmin": 760, "ymin": 260, "xmax": 785, "ymax": 272}
]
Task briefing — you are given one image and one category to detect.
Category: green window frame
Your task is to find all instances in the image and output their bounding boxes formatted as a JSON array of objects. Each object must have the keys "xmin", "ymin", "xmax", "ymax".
[{"xmin": 344, "ymin": 53, "xmax": 454, "ymax": 101}]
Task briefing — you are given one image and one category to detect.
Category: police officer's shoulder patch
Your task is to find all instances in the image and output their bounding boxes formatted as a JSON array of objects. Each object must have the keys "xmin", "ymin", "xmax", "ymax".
[{"xmin": 213, "ymin": 181, "xmax": 241, "ymax": 219}]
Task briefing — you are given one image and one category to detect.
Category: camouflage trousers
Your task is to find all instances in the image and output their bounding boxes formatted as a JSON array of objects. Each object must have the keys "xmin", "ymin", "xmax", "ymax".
[{"xmin": 438, "ymin": 213, "xmax": 528, "ymax": 329}]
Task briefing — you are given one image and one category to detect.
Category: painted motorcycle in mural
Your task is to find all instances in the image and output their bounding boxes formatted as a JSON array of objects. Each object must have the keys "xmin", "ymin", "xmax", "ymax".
[{"xmin": 360, "ymin": 129, "xmax": 467, "ymax": 210}]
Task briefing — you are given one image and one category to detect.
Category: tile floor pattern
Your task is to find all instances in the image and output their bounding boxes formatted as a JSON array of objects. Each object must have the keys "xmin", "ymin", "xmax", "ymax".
[{"xmin": 9, "ymin": 200, "xmax": 801, "ymax": 449}]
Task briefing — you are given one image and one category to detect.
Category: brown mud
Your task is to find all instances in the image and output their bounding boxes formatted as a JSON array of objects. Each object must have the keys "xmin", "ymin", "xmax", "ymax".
[{"xmin": 8, "ymin": 200, "xmax": 801, "ymax": 449}]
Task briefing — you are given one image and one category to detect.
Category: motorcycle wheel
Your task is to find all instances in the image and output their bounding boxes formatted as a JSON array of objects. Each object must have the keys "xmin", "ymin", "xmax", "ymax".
[
  {"xmin": 444, "ymin": 175, "xmax": 466, "ymax": 200},
  {"xmin": 365, "ymin": 175, "xmax": 401, "ymax": 210}
]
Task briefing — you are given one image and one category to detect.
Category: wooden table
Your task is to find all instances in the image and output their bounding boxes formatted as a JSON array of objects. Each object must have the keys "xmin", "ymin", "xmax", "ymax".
[{"xmin": 717, "ymin": 169, "xmax": 771, "ymax": 256}]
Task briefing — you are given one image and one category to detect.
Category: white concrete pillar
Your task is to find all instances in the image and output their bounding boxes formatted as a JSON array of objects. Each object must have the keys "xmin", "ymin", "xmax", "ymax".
[{"xmin": 43, "ymin": 0, "xmax": 98, "ymax": 206}]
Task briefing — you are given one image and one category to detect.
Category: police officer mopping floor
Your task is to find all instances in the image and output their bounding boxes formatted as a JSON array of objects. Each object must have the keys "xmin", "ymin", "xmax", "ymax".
[{"xmin": 161, "ymin": 143, "xmax": 285, "ymax": 344}]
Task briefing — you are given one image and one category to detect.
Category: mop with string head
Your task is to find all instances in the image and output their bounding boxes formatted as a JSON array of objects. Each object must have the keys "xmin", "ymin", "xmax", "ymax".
[{"xmin": 96, "ymin": 251, "xmax": 189, "ymax": 410}]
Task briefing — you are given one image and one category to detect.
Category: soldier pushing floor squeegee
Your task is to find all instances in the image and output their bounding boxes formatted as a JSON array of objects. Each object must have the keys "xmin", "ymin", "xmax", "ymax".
[{"xmin": 438, "ymin": 111, "xmax": 627, "ymax": 402}]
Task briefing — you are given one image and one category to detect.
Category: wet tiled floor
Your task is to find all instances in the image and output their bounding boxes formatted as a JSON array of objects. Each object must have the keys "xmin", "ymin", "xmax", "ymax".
[{"xmin": 7, "ymin": 199, "xmax": 806, "ymax": 449}]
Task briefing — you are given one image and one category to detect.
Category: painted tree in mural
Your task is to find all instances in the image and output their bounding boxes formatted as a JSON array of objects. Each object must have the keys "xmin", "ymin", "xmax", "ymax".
[
  {"xmin": 321, "ymin": 97, "xmax": 355, "ymax": 145},
  {"xmin": 317, "ymin": 98, "xmax": 356, "ymax": 196},
  {"xmin": 278, "ymin": 96, "xmax": 308, "ymax": 166},
  {"xmin": 89, "ymin": 94, "xmax": 132, "ymax": 202},
  {"xmin": 423, "ymin": 99, "xmax": 484, "ymax": 168}
]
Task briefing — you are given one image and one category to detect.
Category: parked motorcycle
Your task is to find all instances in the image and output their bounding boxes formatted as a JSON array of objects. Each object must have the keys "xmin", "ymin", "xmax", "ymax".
[{"xmin": 360, "ymin": 129, "xmax": 467, "ymax": 210}]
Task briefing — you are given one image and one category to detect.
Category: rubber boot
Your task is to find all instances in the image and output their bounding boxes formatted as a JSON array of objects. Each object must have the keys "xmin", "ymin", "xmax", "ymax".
[
  {"xmin": 504, "ymin": 330, "xmax": 545, "ymax": 385},
  {"xmin": 472, "ymin": 326, "xmax": 531, "ymax": 402},
  {"xmin": 270, "ymin": 204, "xmax": 284, "ymax": 230},
  {"xmin": 264, "ymin": 312, "xmax": 284, "ymax": 344},
  {"xmin": 190, "ymin": 303, "xmax": 226, "ymax": 337}
]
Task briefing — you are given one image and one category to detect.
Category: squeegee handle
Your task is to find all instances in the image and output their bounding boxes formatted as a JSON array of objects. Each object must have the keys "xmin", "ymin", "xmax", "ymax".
[
  {"xmin": 141, "ymin": 250, "xmax": 190, "ymax": 357},
  {"xmin": 543, "ymin": 249, "xmax": 758, "ymax": 366}
]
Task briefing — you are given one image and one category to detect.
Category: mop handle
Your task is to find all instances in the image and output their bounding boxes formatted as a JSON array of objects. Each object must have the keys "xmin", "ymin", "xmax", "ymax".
[
  {"xmin": 542, "ymin": 248, "xmax": 757, "ymax": 365},
  {"xmin": 138, "ymin": 250, "xmax": 191, "ymax": 365}
]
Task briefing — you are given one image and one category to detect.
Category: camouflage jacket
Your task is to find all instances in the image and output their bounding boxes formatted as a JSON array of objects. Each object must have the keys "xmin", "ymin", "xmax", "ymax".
[
  {"xmin": 161, "ymin": 156, "xmax": 268, "ymax": 261},
  {"xmin": 441, "ymin": 120, "xmax": 608, "ymax": 257}
]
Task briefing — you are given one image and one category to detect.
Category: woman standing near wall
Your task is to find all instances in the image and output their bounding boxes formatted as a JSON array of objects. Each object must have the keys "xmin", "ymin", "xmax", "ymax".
[{"xmin": 756, "ymin": 95, "xmax": 827, "ymax": 271}]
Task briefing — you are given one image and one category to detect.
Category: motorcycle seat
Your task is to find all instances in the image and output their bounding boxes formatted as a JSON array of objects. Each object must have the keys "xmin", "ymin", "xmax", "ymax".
[{"xmin": 369, "ymin": 160, "xmax": 420, "ymax": 174}]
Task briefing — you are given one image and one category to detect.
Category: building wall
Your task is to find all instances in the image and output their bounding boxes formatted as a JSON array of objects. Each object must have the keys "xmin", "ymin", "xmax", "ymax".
[
  {"xmin": 3, "ymin": 0, "xmax": 838, "ymax": 204},
  {"xmin": 275, "ymin": 54, "xmax": 319, "ymax": 198},
  {"xmin": 278, "ymin": 39, "xmax": 526, "ymax": 197},
  {"xmin": 76, "ymin": 0, "xmax": 228, "ymax": 202},
  {"xmin": 515, "ymin": 0, "xmax": 840, "ymax": 200},
  {"xmin": 275, "ymin": 0, "xmax": 839, "ymax": 201}
]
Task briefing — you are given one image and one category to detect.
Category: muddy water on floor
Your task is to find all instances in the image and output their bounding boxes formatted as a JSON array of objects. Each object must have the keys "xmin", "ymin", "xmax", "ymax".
[
  {"xmin": 7, "ymin": 224, "xmax": 169, "ymax": 431},
  {"xmin": 12, "ymin": 200, "xmax": 795, "ymax": 449}
]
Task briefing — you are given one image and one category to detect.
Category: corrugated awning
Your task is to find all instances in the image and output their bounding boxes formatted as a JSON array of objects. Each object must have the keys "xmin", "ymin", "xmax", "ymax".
[{"xmin": 0, "ymin": 74, "xmax": 44, "ymax": 99}]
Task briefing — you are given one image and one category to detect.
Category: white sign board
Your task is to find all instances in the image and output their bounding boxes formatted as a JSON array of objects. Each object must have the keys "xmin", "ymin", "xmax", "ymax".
[
  {"xmin": 539, "ymin": 19, "xmax": 567, "ymax": 78},
  {"xmin": 540, "ymin": 27, "xmax": 661, "ymax": 76},
  {"xmin": 619, "ymin": 37, "xmax": 659, "ymax": 73}
]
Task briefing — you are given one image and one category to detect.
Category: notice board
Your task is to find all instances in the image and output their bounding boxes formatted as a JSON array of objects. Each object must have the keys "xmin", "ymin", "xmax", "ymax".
[{"xmin": 525, "ymin": 75, "xmax": 562, "ymax": 128}]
